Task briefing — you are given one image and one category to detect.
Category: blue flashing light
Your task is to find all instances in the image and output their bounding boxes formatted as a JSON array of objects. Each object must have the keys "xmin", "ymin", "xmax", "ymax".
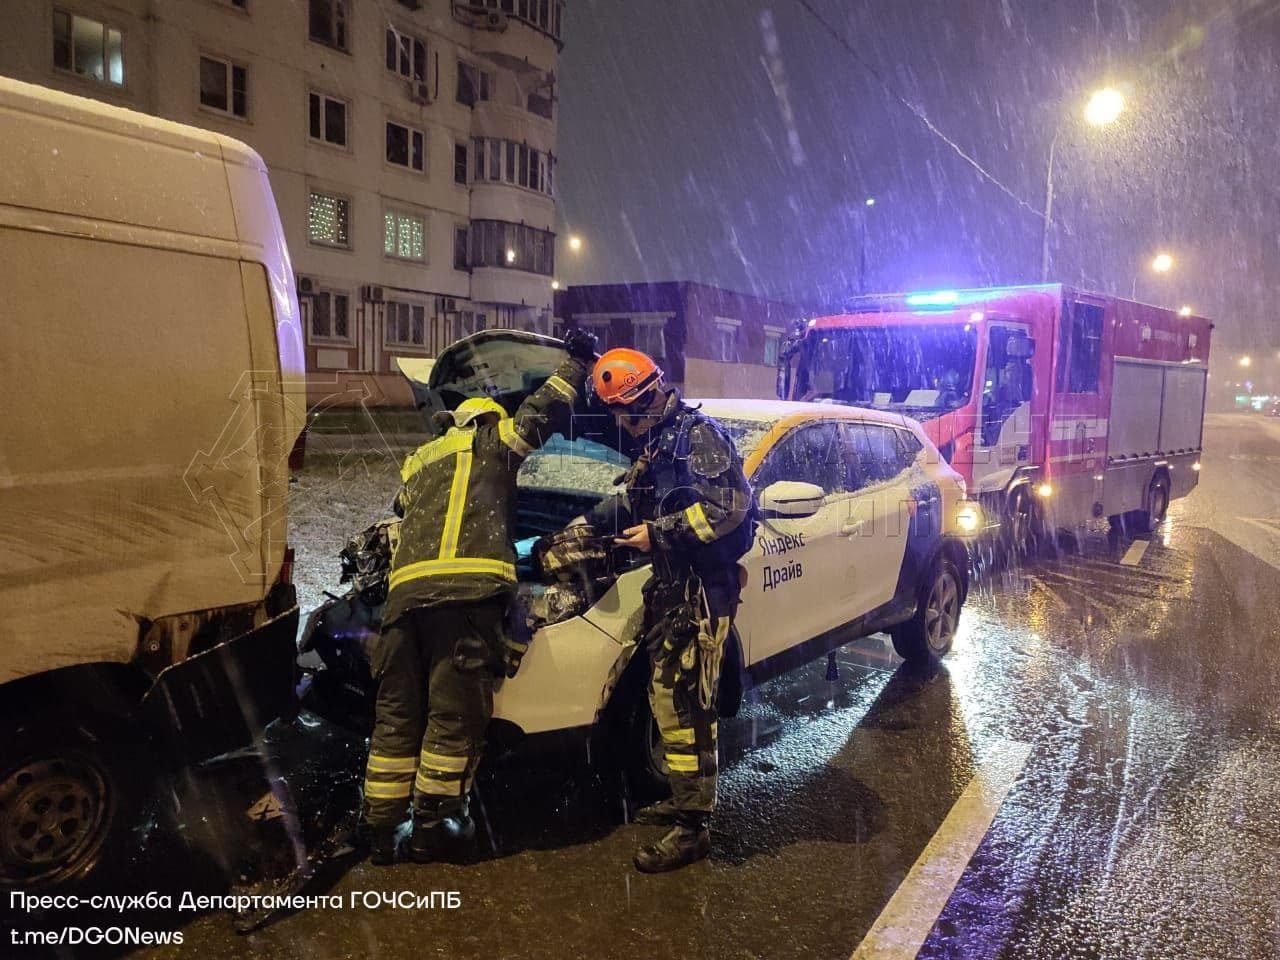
[{"xmin": 905, "ymin": 290, "xmax": 960, "ymax": 307}]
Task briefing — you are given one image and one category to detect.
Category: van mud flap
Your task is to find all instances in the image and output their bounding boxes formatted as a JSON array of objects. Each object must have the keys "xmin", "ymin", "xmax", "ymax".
[{"xmin": 140, "ymin": 608, "xmax": 300, "ymax": 764}]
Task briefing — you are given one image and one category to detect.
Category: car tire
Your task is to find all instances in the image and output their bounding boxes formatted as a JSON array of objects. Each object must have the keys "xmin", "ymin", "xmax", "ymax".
[
  {"xmin": 890, "ymin": 555, "xmax": 964, "ymax": 667},
  {"xmin": 597, "ymin": 651, "xmax": 670, "ymax": 804},
  {"xmin": 0, "ymin": 721, "xmax": 154, "ymax": 890}
]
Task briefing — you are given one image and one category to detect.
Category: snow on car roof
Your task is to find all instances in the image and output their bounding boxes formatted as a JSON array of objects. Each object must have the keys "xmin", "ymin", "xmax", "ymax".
[{"xmin": 690, "ymin": 397, "xmax": 916, "ymax": 429}]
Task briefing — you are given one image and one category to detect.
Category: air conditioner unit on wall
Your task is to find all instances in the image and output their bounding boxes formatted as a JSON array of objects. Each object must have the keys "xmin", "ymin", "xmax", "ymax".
[
  {"xmin": 408, "ymin": 80, "xmax": 431, "ymax": 105},
  {"xmin": 443, "ymin": 297, "xmax": 458, "ymax": 312},
  {"xmin": 362, "ymin": 284, "xmax": 386, "ymax": 303},
  {"xmin": 296, "ymin": 275, "xmax": 317, "ymax": 294},
  {"xmin": 485, "ymin": 11, "xmax": 507, "ymax": 29}
]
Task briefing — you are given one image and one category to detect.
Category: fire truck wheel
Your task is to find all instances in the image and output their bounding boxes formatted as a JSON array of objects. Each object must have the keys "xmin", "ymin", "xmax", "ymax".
[{"xmin": 1142, "ymin": 474, "xmax": 1171, "ymax": 531}]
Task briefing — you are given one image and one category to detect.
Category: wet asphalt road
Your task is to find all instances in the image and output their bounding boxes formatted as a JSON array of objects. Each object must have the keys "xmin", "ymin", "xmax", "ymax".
[{"xmin": 16, "ymin": 413, "xmax": 1280, "ymax": 959}]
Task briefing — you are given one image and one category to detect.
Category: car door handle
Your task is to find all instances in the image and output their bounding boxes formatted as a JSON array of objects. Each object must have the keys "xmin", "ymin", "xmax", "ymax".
[{"xmin": 839, "ymin": 519, "xmax": 866, "ymax": 537}]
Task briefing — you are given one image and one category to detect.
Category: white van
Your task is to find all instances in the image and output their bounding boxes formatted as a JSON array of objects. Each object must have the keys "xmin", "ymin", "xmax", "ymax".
[{"xmin": 0, "ymin": 78, "xmax": 306, "ymax": 887}]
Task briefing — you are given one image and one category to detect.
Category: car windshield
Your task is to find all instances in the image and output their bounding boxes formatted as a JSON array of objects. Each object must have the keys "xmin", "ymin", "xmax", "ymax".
[{"xmin": 798, "ymin": 324, "xmax": 978, "ymax": 413}]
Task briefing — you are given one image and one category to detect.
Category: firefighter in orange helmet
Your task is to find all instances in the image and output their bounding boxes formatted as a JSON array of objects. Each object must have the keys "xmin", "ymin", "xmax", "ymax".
[{"xmin": 585, "ymin": 348, "xmax": 755, "ymax": 872}]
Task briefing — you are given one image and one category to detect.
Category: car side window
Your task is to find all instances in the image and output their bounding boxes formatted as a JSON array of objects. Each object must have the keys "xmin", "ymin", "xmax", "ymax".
[
  {"xmin": 756, "ymin": 423, "xmax": 849, "ymax": 495},
  {"xmin": 843, "ymin": 422, "xmax": 909, "ymax": 486},
  {"xmin": 896, "ymin": 429, "xmax": 923, "ymax": 465}
]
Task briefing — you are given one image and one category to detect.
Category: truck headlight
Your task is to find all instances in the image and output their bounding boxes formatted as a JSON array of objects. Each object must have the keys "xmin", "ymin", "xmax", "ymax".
[
  {"xmin": 1036, "ymin": 482, "xmax": 1054, "ymax": 498},
  {"xmin": 955, "ymin": 502, "xmax": 982, "ymax": 534}
]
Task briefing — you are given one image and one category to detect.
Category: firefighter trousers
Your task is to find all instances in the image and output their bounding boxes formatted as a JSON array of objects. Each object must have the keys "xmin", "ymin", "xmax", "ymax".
[
  {"xmin": 362, "ymin": 598, "xmax": 508, "ymax": 830},
  {"xmin": 644, "ymin": 573, "xmax": 740, "ymax": 827}
]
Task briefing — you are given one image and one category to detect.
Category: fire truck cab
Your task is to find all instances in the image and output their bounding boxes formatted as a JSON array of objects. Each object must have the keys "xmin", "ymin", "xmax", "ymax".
[{"xmin": 778, "ymin": 285, "xmax": 1212, "ymax": 544}]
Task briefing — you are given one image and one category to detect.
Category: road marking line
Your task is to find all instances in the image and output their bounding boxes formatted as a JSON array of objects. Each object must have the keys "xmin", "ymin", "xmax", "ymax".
[
  {"xmin": 1120, "ymin": 539, "xmax": 1150, "ymax": 566},
  {"xmin": 850, "ymin": 739, "xmax": 1031, "ymax": 960}
]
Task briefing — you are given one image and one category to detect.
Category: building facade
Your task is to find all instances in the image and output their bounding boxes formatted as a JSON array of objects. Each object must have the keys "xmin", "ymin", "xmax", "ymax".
[
  {"xmin": 0, "ymin": 0, "xmax": 564, "ymax": 406},
  {"xmin": 556, "ymin": 281, "xmax": 810, "ymax": 400}
]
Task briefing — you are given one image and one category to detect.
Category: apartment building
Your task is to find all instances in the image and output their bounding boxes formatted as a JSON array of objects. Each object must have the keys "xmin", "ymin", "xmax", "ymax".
[
  {"xmin": 0, "ymin": 0, "xmax": 564, "ymax": 405},
  {"xmin": 556, "ymin": 282, "xmax": 811, "ymax": 400}
]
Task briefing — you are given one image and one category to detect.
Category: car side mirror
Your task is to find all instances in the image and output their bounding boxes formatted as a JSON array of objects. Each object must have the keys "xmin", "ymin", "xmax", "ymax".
[{"xmin": 758, "ymin": 481, "xmax": 825, "ymax": 519}]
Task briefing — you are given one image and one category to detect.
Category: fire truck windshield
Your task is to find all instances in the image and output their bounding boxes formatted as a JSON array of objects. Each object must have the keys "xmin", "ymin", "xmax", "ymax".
[{"xmin": 796, "ymin": 323, "xmax": 978, "ymax": 414}]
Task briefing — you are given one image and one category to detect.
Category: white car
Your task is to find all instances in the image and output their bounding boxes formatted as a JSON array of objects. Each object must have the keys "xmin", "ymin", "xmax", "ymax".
[{"xmin": 301, "ymin": 332, "xmax": 978, "ymax": 785}]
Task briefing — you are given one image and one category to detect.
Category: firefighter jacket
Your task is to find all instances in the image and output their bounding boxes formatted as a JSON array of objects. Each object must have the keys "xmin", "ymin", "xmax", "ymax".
[
  {"xmin": 586, "ymin": 392, "xmax": 755, "ymax": 585},
  {"xmin": 382, "ymin": 359, "xmax": 588, "ymax": 625}
]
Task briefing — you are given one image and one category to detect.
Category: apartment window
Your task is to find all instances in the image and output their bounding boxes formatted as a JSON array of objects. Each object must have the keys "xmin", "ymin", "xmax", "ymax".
[
  {"xmin": 309, "ymin": 0, "xmax": 348, "ymax": 51},
  {"xmin": 504, "ymin": 142, "xmax": 516, "ymax": 184},
  {"xmin": 53, "ymin": 10, "xmax": 124, "ymax": 86},
  {"xmin": 632, "ymin": 318, "xmax": 667, "ymax": 360},
  {"xmin": 199, "ymin": 56, "xmax": 248, "ymax": 118},
  {"xmin": 385, "ymin": 26, "xmax": 426, "ymax": 81},
  {"xmin": 469, "ymin": 220, "xmax": 555, "ymax": 276},
  {"xmin": 575, "ymin": 319, "xmax": 611, "ymax": 351},
  {"xmin": 308, "ymin": 92, "xmax": 347, "ymax": 146},
  {"xmin": 763, "ymin": 326, "xmax": 785, "ymax": 366},
  {"xmin": 386, "ymin": 121, "xmax": 425, "ymax": 172},
  {"xmin": 473, "ymin": 139, "xmax": 486, "ymax": 180},
  {"xmin": 308, "ymin": 191, "xmax": 350, "ymax": 247},
  {"xmin": 713, "ymin": 318, "xmax": 741, "ymax": 363},
  {"xmin": 386, "ymin": 301, "xmax": 426, "ymax": 349},
  {"xmin": 454, "ymin": 143, "xmax": 469, "ymax": 185},
  {"xmin": 456, "ymin": 311, "xmax": 487, "ymax": 338},
  {"xmin": 310, "ymin": 291, "xmax": 351, "ymax": 342},
  {"xmin": 488, "ymin": 139, "xmax": 501, "ymax": 180},
  {"xmin": 454, "ymin": 226, "xmax": 470, "ymax": 270},
  {"xmin": 456, "ymin": 62, "xmax": 492, "ymax": 107},
  {"xmin": 384, "ymin": 210, "xmax": 426, "ymax": 261}
]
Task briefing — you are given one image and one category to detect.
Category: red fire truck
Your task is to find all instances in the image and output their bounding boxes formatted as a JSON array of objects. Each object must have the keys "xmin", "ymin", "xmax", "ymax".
[{"xmin": 777, "ymin": 284, "xmax": 1212, "ymax": 546}]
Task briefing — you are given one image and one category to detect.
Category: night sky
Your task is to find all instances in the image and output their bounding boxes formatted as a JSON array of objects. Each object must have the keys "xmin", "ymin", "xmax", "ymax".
[{"xmin": 556, "ymin": 0, "xmax": 1280, "ymax": 350}]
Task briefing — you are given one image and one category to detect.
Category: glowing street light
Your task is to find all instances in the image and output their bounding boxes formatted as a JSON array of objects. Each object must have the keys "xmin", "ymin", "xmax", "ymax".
[
  {"xmin": 864, "ymin": 197, "xmax": 876, "ymax": 207},
  {"xmin": 505, "ymin": 248, "xmax": 517, "ymax": 264},
  {"xmin": 1152, "ymin": 252, "xmax": 1174, "ymax": 274},
  {"xmin": 1239, "ymin": 355, "xmax": 1252, "ymax": 368},
  {"xmin": 1042, "ymin": 86, "xmax": 1129, "ymax": 280},
  {"xmin": 551, "ymin": 279, "xmax": 561, "ymax": 290},
  {"xmin": 1178, "ymin": 305, "xmax": 1192, "ymax": 317},
  {"xmin": 567, "ymin": 234, "xmax": 583, "ymax": 253},
  {"xmin": 1084, "ymin": 87, "xmax": 1126, "ymax": 127}
]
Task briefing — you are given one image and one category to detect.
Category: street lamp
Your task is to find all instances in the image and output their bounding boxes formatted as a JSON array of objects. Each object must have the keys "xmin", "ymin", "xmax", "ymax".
[
  {"xmin": 857, "ymin": 197, "xmax": 877, "ymax": 294},
  {"xmin": 1178, "ymin": 305, "xmax": 1192, "ymax": 317},
  {"xmin": 1042, "ymin": 87, "xmax": 1126, "ymax": 281},
  {"xmin": 567, "ymin": 234, "xmax": 583, "ymax": 253},
  {"xmin": 1239, "ymin": 356, "xmax": 1252, "ymax": 368},
  {"xmin": 1132, "ymin": 252, "xmax": 1174, "ymax": 298}
]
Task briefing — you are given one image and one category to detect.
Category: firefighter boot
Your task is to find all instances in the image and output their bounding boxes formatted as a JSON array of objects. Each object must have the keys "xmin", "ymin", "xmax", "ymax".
[
  {"xmin": 409, "ymin": 804, "xmax": 477, "ymax": 864},
  {"xmin": 367, "ymin": 826, "xmax": 399, "ymax": 866},
  {"xmin": 632, "ymin": 798, "xmax": 680, "ymax": 826},
  {"xmin": 633, "ymin": 823, "xmax": 711, "ymax": 873}
]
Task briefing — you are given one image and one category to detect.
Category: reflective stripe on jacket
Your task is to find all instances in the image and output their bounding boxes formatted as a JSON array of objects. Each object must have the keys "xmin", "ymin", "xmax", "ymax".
[{"xmin": 382, "ymin": 360, "xmax": 587, "ymax": 623}]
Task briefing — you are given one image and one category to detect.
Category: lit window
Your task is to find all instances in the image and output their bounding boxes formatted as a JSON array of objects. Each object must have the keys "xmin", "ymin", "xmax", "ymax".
[
  {"xmin": 199, "ymin": 55, "xmax": 248, "ymax": 118},
  {"xmin": 386, "ymin": 301, "xmax": 427, "ymax": 348},
  {"xmin": 309, "ymin": 291, "xmax": 351, "ymax": 342},
  {"xmin": 308, "ymin": 191, "xmax": 350, "ymax": 247},
  {"xmin": 53, "ymin": 10, "xmax": 124, "ymax": 86},
  {"xmin": 309, "ymin": 0, "xmax": 348, "ymax": 51},
  {"xmin": 384, "ymin": 210, "xmax": 426, "ymax": 262},
  {"xmin": 385, "ymin": 26, "xmax": 426, "ymax": 81},
  {"xmin": 386, "ymin": 121, "xmax": 426, "ymax": 172},
  {"xmin": 308, "ymin": 92, "xmax": 347, "ymax": 146}
]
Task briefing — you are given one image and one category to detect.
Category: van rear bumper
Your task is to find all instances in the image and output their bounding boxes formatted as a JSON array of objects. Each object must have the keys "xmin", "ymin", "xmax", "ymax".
[{"xmin": 140, "ymin": 594, "xmax": 299, "ymax": 764}]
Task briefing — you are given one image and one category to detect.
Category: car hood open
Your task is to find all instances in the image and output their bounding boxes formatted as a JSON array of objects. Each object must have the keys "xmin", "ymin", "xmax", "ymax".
[{"xmin": 395, "ymin": 329, "xmax": 571, "ymax": 421}]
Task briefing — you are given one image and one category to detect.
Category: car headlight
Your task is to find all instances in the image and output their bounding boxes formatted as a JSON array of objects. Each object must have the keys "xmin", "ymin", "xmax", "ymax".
[{"xmin": 954, "ymin": 502, "xmax": 982, "ymax": 535}]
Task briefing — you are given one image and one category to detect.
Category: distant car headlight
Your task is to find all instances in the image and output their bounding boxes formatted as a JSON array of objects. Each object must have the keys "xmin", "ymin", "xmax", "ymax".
[{"xmin": 954, "ymin": 502, "xmax": 982, "ymax": 535}]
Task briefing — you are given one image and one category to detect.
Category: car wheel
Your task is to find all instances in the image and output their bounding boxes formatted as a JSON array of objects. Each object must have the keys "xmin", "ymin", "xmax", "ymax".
[
  {"xmin": 0, "ymin": 724, "xmax": 152, "ymax": 890},
  {"xmin": 891, "ymin": 556, "xmax": 963, "ymax": 666}
]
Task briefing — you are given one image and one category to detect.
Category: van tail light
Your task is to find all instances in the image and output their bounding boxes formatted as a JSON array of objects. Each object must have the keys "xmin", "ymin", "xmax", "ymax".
[
  {"xmin": 288, "ymin": 428, "xmax": 307, "ymax": 473},
  {"xmin": 280, "ymin": 547, "xmax": 295, "ymax": 586}
]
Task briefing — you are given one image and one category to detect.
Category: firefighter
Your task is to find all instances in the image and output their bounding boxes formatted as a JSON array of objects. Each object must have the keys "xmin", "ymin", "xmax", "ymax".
[
  {"xmin": 582, "ymin": 348, "xmax": 755, "ymax": 872},
  {"xmin": 361, "ymin": 328, "xmax": 597, "ymax": 865}
]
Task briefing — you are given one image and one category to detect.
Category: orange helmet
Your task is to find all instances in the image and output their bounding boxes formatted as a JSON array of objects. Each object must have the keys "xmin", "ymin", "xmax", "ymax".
[{"xmin": 592, "ymin": 348, "xmax": 664, "ymax": 406}]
